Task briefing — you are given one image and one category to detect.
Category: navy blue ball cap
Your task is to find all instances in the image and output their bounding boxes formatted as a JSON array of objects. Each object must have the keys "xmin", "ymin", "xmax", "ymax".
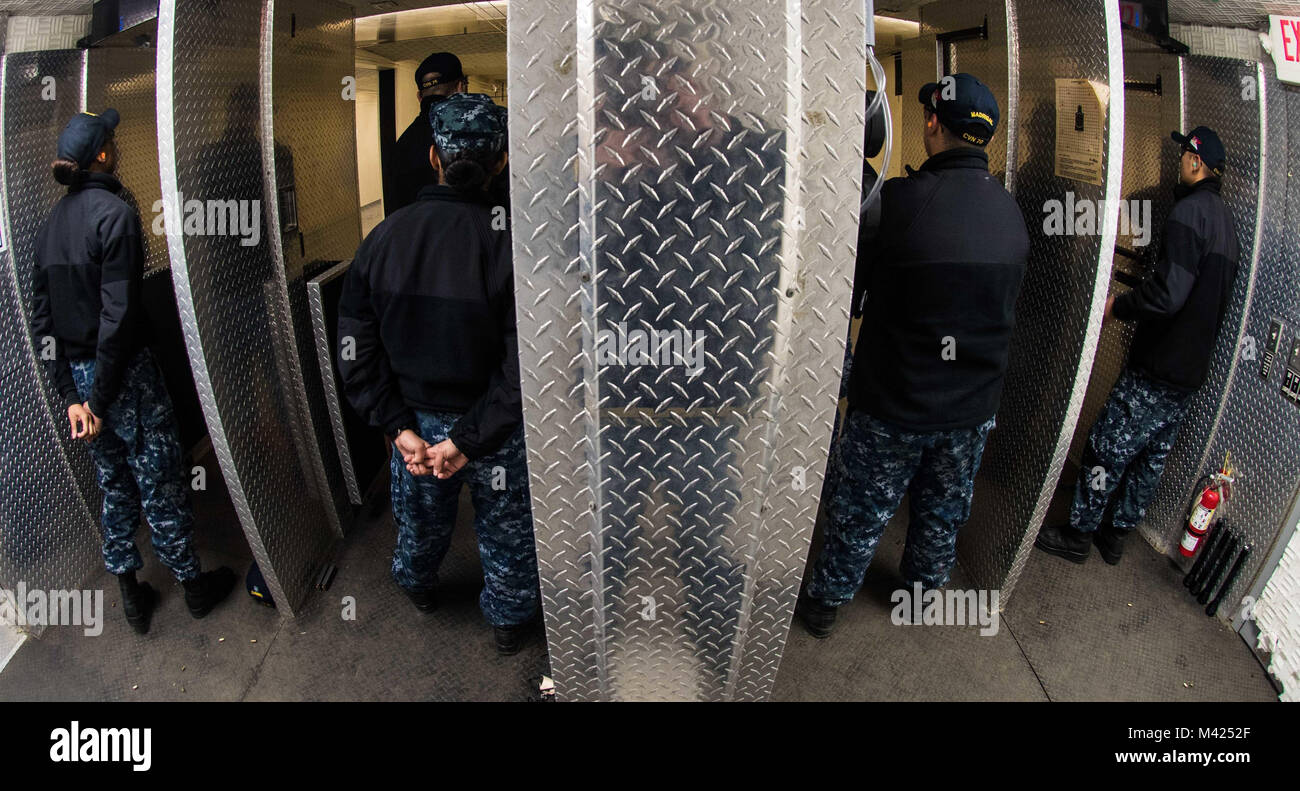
[
  {"xmin": 1172, "ymin": 125, "xmax": 1226, "ymax": 176},
  {"xmin": 57, "ymin": 108, "xmax": 119, "ymax": 168},
  {"xmin": 415, "ymin": 52, "xmax": 465, "ymax": 90},
  {"xmin": 918, "ymin": 73, "xmax": 999, "ymax": 147}
]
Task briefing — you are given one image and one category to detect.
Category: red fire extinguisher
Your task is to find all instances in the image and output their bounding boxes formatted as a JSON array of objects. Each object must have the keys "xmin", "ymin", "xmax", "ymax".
[
  {"xmin": 1180, "ymin": 485, "xmax": 1219, "ymax": 557},
  {"xmin": 1181, "ymin": 453, "xmax": 1233, "ymax": 558}
]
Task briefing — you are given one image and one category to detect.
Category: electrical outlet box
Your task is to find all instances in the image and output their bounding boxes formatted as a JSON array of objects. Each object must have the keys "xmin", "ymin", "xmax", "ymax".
[
  {"xmin": 1262, "ymin": 319, "xmax": 1284, "ymax": 379},
  {"xmin": 1282, "ymin": 337, "xmax": 1300, "ymax": 407}
]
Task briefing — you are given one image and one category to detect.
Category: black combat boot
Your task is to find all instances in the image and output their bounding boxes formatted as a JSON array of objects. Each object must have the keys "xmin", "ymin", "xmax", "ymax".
[
  {"xmin": 118, "ymin": 572, "xmax": 158, "ymax": 635},
  {"xmin": 1034, "ymin": 524, "xmax": 1092, "ymax": 564},
  {"xmin": 494, "ymin": 620, "xmax": 538, "ymax": 657},
  {"xmin": 405, "ymin": 588, "xmax": 439, "ymax": 614},
  {"xmin": 798, "ymin": 592, "xmax": 838, "ymax": 639},
  {"xmin": 182, "ymin": 567, "xmax": 237, "ymax": 618},
  {"xmin": 1093, "ymin": 523, "xmax": 1128, "ymax": 565}
]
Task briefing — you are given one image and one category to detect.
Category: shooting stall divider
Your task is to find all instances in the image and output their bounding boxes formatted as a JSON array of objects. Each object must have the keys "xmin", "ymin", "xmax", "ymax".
[
  {"xmin": 509, "ymin": 0, "xmax": 866, "ymax": 700},
  {"xmin": 157, "ymin": 0, "xmax": 353, "ymax": 615},
  {"xmin": 956, "ymin": 0, "xmax": 1126, "ymax": 603},
  {"xmin": 0, "ymin": 47, "xmax": 101, "ymax": 635},
  {"xmin": 1145, "ymin": 57, "xmax": 1299, "ymax": 621}
]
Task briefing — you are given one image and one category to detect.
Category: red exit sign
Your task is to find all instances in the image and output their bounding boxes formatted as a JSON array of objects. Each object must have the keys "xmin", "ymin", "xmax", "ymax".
[
  {"xmin": 1267, "ymin": 15, "xmax": 1300, "ymax": 85},
  {"xmin": 1119, "ymin": 2, "xmax": 1143, "ymax": 28}
]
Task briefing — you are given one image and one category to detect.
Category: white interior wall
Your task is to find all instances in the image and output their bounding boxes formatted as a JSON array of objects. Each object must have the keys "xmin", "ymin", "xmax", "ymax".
[
  {"xmin": 354, "ymin": 64, "xmax": 383, "ymax": 236},
  {"xmin": 393, "ymin": 60, "xmax": 418, "ymax": 137},
  {"xmin": 1255, "ymin": 509, "xmax": 1300, "ymax": 701}
]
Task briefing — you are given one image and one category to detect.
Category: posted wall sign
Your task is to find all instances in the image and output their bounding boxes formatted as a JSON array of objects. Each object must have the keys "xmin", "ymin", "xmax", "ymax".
[
  {"xmin": 1263, "ymin": 15, "xmax": 1300, "ymax": 86},
  {"xmin": 1055, "ymin": 78, "xmax": 1108, "ymax": 186}
]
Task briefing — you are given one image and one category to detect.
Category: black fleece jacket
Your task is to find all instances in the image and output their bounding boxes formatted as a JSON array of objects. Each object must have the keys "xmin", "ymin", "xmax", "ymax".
[
  {"xmin": 848, "ymin": 147, "xmax": 1029, "ymax": 431},
  {"xmin": 1113, "ymin": 178, "xmax": 1239, "ymax": 392},
  {"xmin": 31, "ymin": 172, "xmax": 145, "ymax": 416},
  {"xmin": 337, "ymin": 184, "xmax": 519, "ymax": 459}
]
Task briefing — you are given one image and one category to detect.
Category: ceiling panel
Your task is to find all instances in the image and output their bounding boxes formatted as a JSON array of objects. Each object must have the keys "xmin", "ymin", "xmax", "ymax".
[
  {"xmin": 362, "ymin": 30, "xmax": 505, "ymax": 76},
  {"xmin": 877, "ymin": 1, "xmax": 1290, "ymax": 29}
]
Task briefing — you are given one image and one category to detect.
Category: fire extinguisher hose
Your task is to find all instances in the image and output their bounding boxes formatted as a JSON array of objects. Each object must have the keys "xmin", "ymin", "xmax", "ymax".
[
  {"xmin": 1206, "ymin": 544, "xmax": 1252, "ymax": 618},
  {"xmin": 1184, "ymin": 519, "xmax": 1223, "ymax": 589},
  {"xmin": 1191, "ymin": 524, "xmax": 1233, "ymax": 598},
  {"xmin": 1198, "ymin": 532, "xmax": 1240, "ymax": 605}
]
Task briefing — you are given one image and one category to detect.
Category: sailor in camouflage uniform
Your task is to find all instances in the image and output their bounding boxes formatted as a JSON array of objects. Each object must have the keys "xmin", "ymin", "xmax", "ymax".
[
  {"xmin": 800, "ymin": 75, "xmax": 1029, "ymax": 637},
  {"xmin": 1037, "ymin": 126, "xmax": 1239, "ymax": 565},
  {"xmin": 339, "ymin": 93, "xmax": 539, "ymax": 655},
  {"xmin": 32, "ymin": 109, "xmax": 236, "ymax": 635}
]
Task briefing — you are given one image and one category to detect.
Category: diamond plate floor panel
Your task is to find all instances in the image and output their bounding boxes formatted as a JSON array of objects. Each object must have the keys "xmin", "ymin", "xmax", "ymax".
[
  {"xmin": 998, "ymin": 478, "xmax": 1278, "ymax": 703},
  {"xmin": 773, "ymin": 506, "xmax": 1048, "ymax": 702},
  {"xmin": 241, "ymin": 484, "xmax": 550, "ymax": 703},
  {"xmin": 0, "ymin": 476, "xmax": 1276, "ymax": 701},
  {"xmin": 0, "ymin": 461, "xmax": 271, "ymax": 701},
  {"xmin": 0, "ymin": 464, "xmax": 548, "ymax": 702}
]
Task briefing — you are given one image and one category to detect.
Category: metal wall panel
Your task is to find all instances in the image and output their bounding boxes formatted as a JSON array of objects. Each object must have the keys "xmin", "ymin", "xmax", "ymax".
[
  {"xmin": 922, "ymin": 0, "xmax": 1013, "ymax": 183},
  {"xmin": 85, "ymin": 47, "xmax": 167, "ymax": 273},
  {"xmin": 897, "ymin": 34, "xmax": 939, "ymax": 173},
  {"xmin": 1067, "ymin": 44, "xmax": 1183, "ymax": 467},
  {"xmin": 308, "ymin": 261, "xmax": 361, "ymax": 506},
  {"xmin": 511, "ymin": 0, "xmax": 865, "ymax": 700},
  {"xmin": 1149, "ymin": 65, "xmax": 1298, "ymax": 620},
  {"xmin": 1140, "ymin": 56, "xmax": 1265, "ymax": 559},
  {"xmin": 85, "ymin": 45, "xmax": 209, "ymax": 452},
  {"xmin": 3, "ymin": 15, "xmax": 88, "ymax": 53},
  {"xmin": 957, "ymin": 0, "xmax": 1125, "ymax": 602},
  {"xmin": 0, "ymin": 48, "xmax": 101, "ymax": 634},
  {"xmin": 262, "ymin": 0, "xmax": 359, "ymax": 529},
  {"xmin": 156, "ymin": 0, "xmax": 339, "ymax": 615}
]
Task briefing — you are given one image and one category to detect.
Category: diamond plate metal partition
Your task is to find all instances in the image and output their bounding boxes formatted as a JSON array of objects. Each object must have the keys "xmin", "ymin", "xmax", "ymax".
[
  {"xmin": 922, "ymin": 0, "xmax": 1014, "ymax": 183},
  {"xmin": 509, "ymin": 0, "xmax": 865, "ymax": 700},
  {"xmin": 308, "ymin": 260, "xmax": 362, "ymax": 505},
  {"xmin": 956, "ymin": 0, "xmax": 1126, "ymax": 603},
  {"xmin": 1144, "ymin": 59, "xmax": 1299, "ymax": 620},
  {"xmin": 157, "ymin": 0, "xmax": 340, "ymax": 615},
  {"xmin": 898, "ymin": 33, "xmax": 940, "ymax": 173},
  {"xmin": 1067, "ymin": 43, "xmax": 1183, "ymax": 468},
  {"xmin": 1140, "ymin": 55, "xmax": 1265, "ymax": 561},
  {"xmin": 0, "ymin": 48, "xmax": 103, "ymax": 635},
  {"xmin": 85, "ymin": 47, "xmax": 168, "ymax": 274},
  {"xmin": 261, "ymin": 0, "xmax": 359, "ymax": 529}
]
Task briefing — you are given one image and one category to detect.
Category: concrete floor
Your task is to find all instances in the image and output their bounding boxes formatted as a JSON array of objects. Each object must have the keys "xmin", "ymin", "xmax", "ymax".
[{"xmin": 0, "ymin": 460, "xmax": 1279, "ymax": 702}]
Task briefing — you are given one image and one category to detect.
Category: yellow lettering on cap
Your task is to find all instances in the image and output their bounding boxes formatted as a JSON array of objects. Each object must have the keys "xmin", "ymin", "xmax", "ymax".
[{"xmin": 970, "ymin": 111, "xmax": 993, "ymax": 124}]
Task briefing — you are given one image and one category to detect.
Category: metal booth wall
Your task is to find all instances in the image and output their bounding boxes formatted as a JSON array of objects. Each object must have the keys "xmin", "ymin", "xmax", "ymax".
[
  {"xmin": 1066, "ymin": 40, "xmax": 1183, "ymax": 471},
  {"xmin": 156, "ymin": 0, "xmax": 344, "ymax": 615},
  {"xmin": 84, "ymin": 45, "xmax": 209, "ymax": 454},
  {"xmin": 957, "ymin": 0, "xmax": 1125, "ymax": 602},
  {"xmin": 1139, "ymin": 54, "xmax": 1264, "ymax": 560},
  {"xmin": 920, "ymin": 1, "xmax": 1014, "ymax": 183},
  {"xmin": 261, "ymin": 0, "xmax": 360, "ymax": 526},
  {"xmin": 897, "ymin": 32, "xmax": 940, "ymax": 174},
  {"xmin": 0, "ymin": 47, "xmax": 101, "ymax": 633},
  {"xmin": 510, "ymin": 0, "xmax": 866, "ymax": 700},
  {"xmin": 1145, "ymin": 59, "xmax": 1298, "ymax": 618}
]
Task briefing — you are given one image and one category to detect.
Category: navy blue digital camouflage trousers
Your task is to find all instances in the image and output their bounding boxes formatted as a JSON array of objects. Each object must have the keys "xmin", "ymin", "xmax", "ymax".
[
  {"xmin": 808, "ymin": 409, "xmax": 993, "ymax": 605},
  {"xmin": 1069, "ymin": 368, "xmax": 1190, "ymax": 533},
  {"xmin": 389, "ymin": 410, "xmax": 539, "ymax": 627},
  {"xmin": 69, "ymin": 349, "xmax": 200, "ymax": 581}
]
